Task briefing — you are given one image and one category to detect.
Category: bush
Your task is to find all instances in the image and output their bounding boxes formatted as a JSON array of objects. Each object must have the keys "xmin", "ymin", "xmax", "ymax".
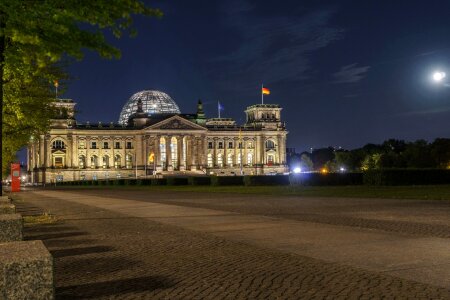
[
  {"xmin": 151, "ymin": 178, "xmax": 167, "ymax": 186},
  {"xmin": 137, "ymin": 179, "xmax": 152, "ymax": 185},
  {"xmin": 211, "ymin": 176, "xmax": 244, "ymax": 186},
  {"xmin": 363, "ymin": 169, "xmax": 450, "ymax": 185},
  {"xmin": 114, "ymin": 179, "xmax": 126, "ymax": 186},
  {"xmin": 125, "ymin": 179, "xmax": 137, "ymax": 185},
  {"xmin": 166, "ymin": 177, "xmax": 189, "ymax": 185},
  {"xmin": 290, "ymin": 173, "xmax": 363, "ymax": 186},
  {"xmin": 244, "ymin": 175, "xmax": 290, "ymax": 186},
  {"xmin": 188, "ymin": 176, "xmax": 211, "ymax": 185}
]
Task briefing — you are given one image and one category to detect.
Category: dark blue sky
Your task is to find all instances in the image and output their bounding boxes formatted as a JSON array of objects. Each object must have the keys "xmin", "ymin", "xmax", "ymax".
[{"xmin": 63, "ymin": 0, "xmax": 450, "ymax": 152}]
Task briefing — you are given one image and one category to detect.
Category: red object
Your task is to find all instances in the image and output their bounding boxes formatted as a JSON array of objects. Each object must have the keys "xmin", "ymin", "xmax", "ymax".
[
  {"xmin": 11, "ymin": 163, "xmax": 21, "ymax": 192},
  {"xmin": 262, "ymin": 87, "xmax": 270, "ymax": 95}
]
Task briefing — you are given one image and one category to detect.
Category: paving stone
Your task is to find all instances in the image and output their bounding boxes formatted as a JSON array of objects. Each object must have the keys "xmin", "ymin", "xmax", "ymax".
[
  {"xmin": 19, "ymin": 193, "xmax": 450, "ymax": 299},
  {"xmin": 0, "ymin": 203, "xmax": 16, "ymax": 214},
  {"xmin": 0, "ymin": 214, "xmax": 23, "ymax": 242},
  {"xmin": 0, "ymin": 240, "xmax": 54, "ymax": 300}
]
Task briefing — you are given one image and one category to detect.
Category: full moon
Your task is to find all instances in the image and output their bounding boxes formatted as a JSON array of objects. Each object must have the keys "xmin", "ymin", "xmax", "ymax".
[{"xmin": 433, "ymin": 71, "xmax": 446, "ymax": 82}]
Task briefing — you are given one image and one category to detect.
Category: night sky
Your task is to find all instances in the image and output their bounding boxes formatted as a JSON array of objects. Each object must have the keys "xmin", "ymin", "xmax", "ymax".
[{"xmin": 63, "ymin": 0, "xmax": 450, "ymax": 153}]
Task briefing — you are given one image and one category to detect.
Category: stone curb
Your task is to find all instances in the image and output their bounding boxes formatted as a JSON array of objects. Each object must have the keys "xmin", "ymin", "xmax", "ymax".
[
  {"xmin": 0, "ymin": 214, "xmax": 23, "ymax": 242},
  {"xmin": 0, "ymin": 240, "xmax": 54, "ymax": 299},
  {"xmin": 0, "ymin": 203, "xmax": 16, "ymax": 214}
]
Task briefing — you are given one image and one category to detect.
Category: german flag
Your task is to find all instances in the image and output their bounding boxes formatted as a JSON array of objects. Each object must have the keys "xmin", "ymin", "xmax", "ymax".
[{"xmin": 262, "ymin": 87, "xmax": 270, "ymax": 95}]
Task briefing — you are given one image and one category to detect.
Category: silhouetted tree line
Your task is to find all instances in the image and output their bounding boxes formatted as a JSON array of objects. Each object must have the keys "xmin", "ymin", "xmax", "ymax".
[{"xmin": 288, "ymin": 138, "xmax": 450, "ymax": 172}]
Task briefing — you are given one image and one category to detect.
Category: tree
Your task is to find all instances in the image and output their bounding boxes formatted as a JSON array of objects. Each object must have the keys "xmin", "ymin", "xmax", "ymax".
[
  {"xmin": 0, "ymin": 1, "xmax": 162, "ymax": 187},
  {"xmin": 299, "ymin": 153, "xmax": 313, "ymax": 171}
]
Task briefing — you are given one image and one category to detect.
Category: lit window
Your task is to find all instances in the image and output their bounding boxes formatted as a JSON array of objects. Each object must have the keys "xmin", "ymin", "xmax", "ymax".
[
  {"xmin": 126, "ymin": 154, "xmax": 133, "ymax": 169},
  {"xmin": 79, "ymin": 156, "xmax": 85, "ymax": 169},
  {"xmin": 227, "ymin": 153, "xmax": 233, "ymax": 167},
  {"xmin": 79, "ymin": 141, "xmax": 85, "ymax": 149},
  {"xmin": 247, "ymin": 153, "xmax": 253, "ymax": 166},
  {"xmin": 54, "ymin": 157, "xmax": 63, "ymax": 168},
  {"xmin": 52, "ymin": 140, "xmax": 65, "ymax": 149},
  {"xmin": 91, "ymin": 155, "xmax": 98, "ymax": 168},
  {"xmin": 102, "ymin": 155, "xmax": 109, "ymax": 168},
  {"xmin": 217, "ymin": 153, "xmax": 223, "ymax": 167},
  {"xmin": 265, "ymin": 140, "xmax": 275, "ymax": 149},
  {"xmin": 207, "ymin": 153, "xmax": 213, "ymax": 167},
  {"xmin": 114, "ymin": 155, "xmax": 121, "ymax": 168},
  {"xmin": 248, "ymin": 142, "xmax": 253, "ymax": 148}
]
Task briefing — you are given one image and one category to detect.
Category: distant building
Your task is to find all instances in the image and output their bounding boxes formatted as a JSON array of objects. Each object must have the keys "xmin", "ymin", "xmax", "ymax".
[{"xmin": 28, "ymin": 90, "xmax": 288, "ymax": 183}]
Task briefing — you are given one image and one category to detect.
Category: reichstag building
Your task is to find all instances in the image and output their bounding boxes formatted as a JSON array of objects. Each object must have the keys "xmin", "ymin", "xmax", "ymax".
[{"xmin": 28, "ymin": 90, "xmax": 288, "ymax": 183}]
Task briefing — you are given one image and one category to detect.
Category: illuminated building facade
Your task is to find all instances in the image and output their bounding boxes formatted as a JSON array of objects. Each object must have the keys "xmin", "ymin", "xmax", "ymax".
[{"xmin": 28, "ymin": 90, "xmax": 288, "ymax": 183}]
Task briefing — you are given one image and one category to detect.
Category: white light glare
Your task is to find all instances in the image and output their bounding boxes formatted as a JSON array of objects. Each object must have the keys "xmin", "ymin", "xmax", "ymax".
[
  {"xmin": 340, "ymin": 167, "xmax": 346, "ymax": 172},
  {"xmin": 433, "ymin": 71, "xmax": 446, "ymax": 82},
  {"xmin": 293, "ymin": 167, "xmax": 302, "ymax": 174}
]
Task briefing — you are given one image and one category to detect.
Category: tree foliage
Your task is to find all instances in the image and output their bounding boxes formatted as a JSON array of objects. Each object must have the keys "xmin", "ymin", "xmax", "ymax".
[
  {"xmin": 312, "ymin": 139, "xmax": 450, "ymax": 172},
  {"xmin": 1, "ymin": 0, "xmax": 162, "ymax": 175}
]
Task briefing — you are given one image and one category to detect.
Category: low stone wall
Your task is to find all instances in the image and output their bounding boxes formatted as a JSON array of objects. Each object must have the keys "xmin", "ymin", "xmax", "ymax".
[
  {"xmin": 0, "ymin": 214, "xmax": 23, "ymax": 242},
  {"xmin": 0, "ymin": 203, "xmax": 16, "ymax": 214},
  {"xmin": 0, "ymin": 196, "xmax": 10, "ymax": 203},
  {"xmin": 0, "ymin": 240, "xmax": 54, "ymax": 299}
]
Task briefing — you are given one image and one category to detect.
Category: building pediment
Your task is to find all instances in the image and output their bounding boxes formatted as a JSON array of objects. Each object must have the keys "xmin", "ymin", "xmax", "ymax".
[{"xmin": 145, "ymin": 115, "xmax": 207, "ymax": 131}]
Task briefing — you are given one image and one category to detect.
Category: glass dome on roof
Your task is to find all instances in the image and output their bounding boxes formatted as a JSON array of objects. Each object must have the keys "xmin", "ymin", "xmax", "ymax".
[{"xmin": 118, "ymin": 90, "xmax": 181, "ymax": 124}]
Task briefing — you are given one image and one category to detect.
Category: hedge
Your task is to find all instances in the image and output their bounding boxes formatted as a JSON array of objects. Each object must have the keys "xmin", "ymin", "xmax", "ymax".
[
  {"xmin": 211, "ymin": 176, "xmax": 244, "ymax": 186},
  {"xmin": 244, "ymin": 175, "xmax": 290, "ymax": 186},
  {"xmin": 188, "ymin": 176, "xmax": 211, "ymax": 185},
  {"xmin": 363, "ymin": 169, "xmax": 450, "ymax": 185},
  {"xmin": 166, "ymin": 177, "xmax": 189, "ymax": 185},
  {"xmin": 151, "ymin": 178, "xmax": 167, "ymax": 185},
  {"xmin": 137, "ymin": 179, "xmax": 152, "ymax": 185},
  {"xmin": 290, "ymin": 173, "xmax": 363, "ymax": 186}
]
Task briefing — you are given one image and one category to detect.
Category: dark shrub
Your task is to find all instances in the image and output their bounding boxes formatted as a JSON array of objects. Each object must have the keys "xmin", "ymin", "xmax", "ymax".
[
  {"xmin": 244, "ymin": 175, "xmax": 290, "ymax": 186},
  {"xmin": 211, "ymin": 176, "xmax": 244, "ymax": 186},
  {"xmin": 363, "ymin": 169, "xmax": 450, "ymax": 185},
  {"xmin": 137, "ymin": 179, "xmax": 152, "ymax": 185},
  {"xmin": 166, "ymin": 177, "xmax": 189, "ymax": 185},
  {"xmin": 99, "ymin": 180, "xmax": 108, "ymax": 186},
  {"xmin": 188, "ymin": 176, "xmax": 211, "ymax": 185},
  {"xmin": 125, "ymin": 179, "xmax": 137, "ymax": 185},
  {"xmin": 114, "ymin": 179, "xmax": 126, "ymax": 186},
  {"xmin": 290, "ymin": 173, "xmax": 363, "ymax": 186},
  {"xmin": 151, "ymin": 178, "xmax": 167, "ymax": 185},
  {"xmin": 91, "ymin": 180, "xmax": 99, "ymax": 186}
]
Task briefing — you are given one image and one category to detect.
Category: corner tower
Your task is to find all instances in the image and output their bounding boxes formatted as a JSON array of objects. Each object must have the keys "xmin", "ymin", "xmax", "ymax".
[{"xmin": 245, "ymin": 104, "xmax": 283, "ymax": 130}]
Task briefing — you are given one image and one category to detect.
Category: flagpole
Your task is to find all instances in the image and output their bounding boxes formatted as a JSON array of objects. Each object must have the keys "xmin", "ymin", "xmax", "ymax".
[
  {"xmin": 261, "ymin": 84, "xmax": 264, "ymax": 104},
  {"xmin": 218, "ymin": 101, "xmax": 221, "ymax": 118}
]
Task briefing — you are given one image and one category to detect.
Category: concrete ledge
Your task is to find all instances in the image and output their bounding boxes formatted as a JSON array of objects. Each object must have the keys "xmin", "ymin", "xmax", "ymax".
[
  {"xmin": 0, "ymin": 214, "xmax": 23, "ymax": 242},
  {"xmin": 0, "ymin": 203, "xmax": 16, "ymax": 214},
  {"xmin": 0, "ymin": 240, "xmax": 54, "ymax": 299},
  {"xmin": 0, "ymin": 196, "xmax": 11, "ymax": 204}
]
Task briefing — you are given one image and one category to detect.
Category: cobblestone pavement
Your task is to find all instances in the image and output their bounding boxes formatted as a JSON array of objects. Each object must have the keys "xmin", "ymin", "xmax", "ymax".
[
  {"xmin": 15, "ymin": 189, "xmax": 450, "ymax": 299},
  {"xmin": 80, "ymin": 189, "xmax": 450, "ymax": 239}
]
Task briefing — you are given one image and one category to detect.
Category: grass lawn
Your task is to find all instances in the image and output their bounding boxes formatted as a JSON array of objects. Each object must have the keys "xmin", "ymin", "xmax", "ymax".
[{"xmin": 55, "ymin": 184, "xmax": 450, "ymax": 200}]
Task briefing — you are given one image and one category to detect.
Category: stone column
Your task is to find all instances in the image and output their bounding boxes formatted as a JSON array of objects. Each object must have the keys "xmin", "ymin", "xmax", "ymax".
[
  {"xmin": 166, "ymin": 135, "xmax": 172, "ymax": 171},
  {"xmin": 191, "ymin": 136, "xmax": 197, "ymax": 170},
  {"xmin": 186, "ymin": 136, "xmax": 192, "ymax": 170},
  {"xmin": 178, "ymin": 136, "xmax": 185, "ymax": 171}
]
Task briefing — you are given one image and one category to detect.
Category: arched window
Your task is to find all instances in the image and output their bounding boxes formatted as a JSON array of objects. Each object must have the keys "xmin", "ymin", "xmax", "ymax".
[
  {"xmin": 171, "ymin": 137, "xmax": 178, "ymax": 169},
  {"xmin": 265, "ymin": 140, "xmax": 275, "ymax": 149},
  {"xmin": 114, "ymin": 155, "xmax": 121, "ymax": 169},
  {"xmin": 160, "ymin": 137, "xmax": 166, "ymax": 167},
  {"xmin": 102, "ymin": 155, "xmax": 110, "ymax": 169},
  {"xmin": 52, "ymin": 139, "xmax": 65, "ymax": 149},
  {"xmin": 90, "ymin": 155, "xmax": 98, "ymax": 169},
  {"xmin": 207, "ymin": 153, "xmax": 213, "ymax": 167},
  {"xmin": 217, "ymin": 153, "xmax": 223, "ymax": 167},
  {"xmin": 79, "ymin": 155, "xmax": 85, "ymax": 169},
  {"xmin": 227, "ymin": 153, "xmax": 233, "ymax": 167},
  {"xmin": 247, "ymin": 153, "xmax": 253, "ymax": 166},
  {"xmin": 126, "ymin": 154, "xmax": 133, "ymax": 169}
]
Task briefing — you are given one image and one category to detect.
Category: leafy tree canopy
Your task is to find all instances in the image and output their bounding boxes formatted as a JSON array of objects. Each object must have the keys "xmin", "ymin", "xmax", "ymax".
[{"xmin": 1, "ymin": 0, "xmax": 162, "ymax": 175}]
